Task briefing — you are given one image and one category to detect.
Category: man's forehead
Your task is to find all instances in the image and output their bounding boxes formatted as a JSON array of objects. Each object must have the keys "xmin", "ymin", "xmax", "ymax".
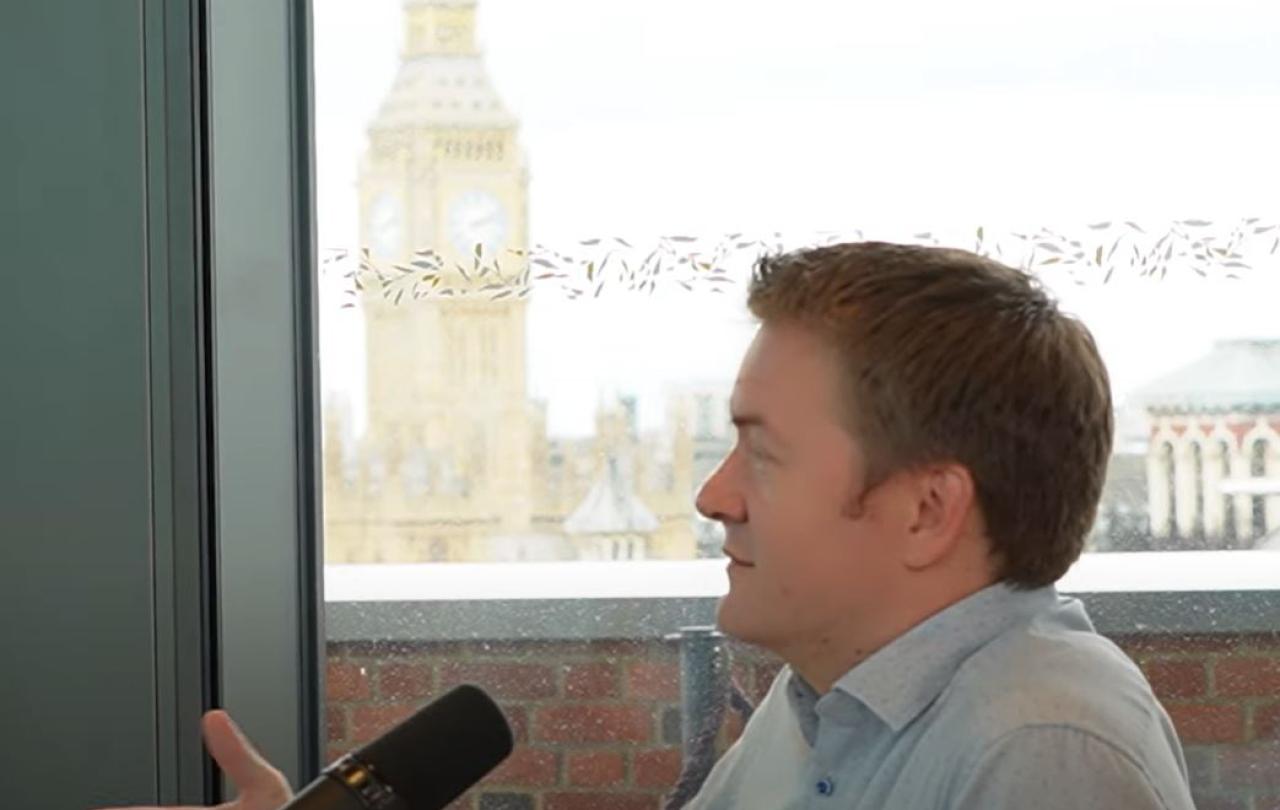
[
  {"xmin": 729, "ymin": 374, "xmax": 784, "ymax": 429},
  {"xmin": 732, "ymin": 330, "xmax": 810, "ymax": 399},
  {"xmin": 732, "ymin": 331, "xmax": 778, "ymax": 396},
  {"xmin": 729, "ymin": 369, "xmax": 767, "ymax": 410},
  {"xmin": 730, "ymin": 328, "xmax": 844, "ymax": 424}
]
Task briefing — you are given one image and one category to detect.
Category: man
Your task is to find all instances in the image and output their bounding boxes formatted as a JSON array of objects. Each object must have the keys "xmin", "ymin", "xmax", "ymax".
[
  {"xmin": 105, "ymin": 242, "xmax": 1194, "ymax": 810},
  {"xmin": 683, "ymin": 242, "xmax": 1193, "ymax": 808}
]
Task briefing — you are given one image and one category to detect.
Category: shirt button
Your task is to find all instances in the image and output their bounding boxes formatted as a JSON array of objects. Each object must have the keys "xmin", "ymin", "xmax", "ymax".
[{"xmin": 816, "ymin": 777, "xmax": 836, "ymax": 797}]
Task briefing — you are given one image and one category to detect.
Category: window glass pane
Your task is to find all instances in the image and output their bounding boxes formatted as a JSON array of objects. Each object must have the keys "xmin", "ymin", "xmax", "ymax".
[{"xmin": 314, "ymin": 1, "xmax": 1280, "ymax": 806}]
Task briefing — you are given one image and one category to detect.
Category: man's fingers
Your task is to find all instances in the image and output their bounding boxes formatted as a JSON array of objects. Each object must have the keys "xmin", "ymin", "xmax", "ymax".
[{"xmin": 201, "ymin": 710, "xmax": 291, "ymax": 801}]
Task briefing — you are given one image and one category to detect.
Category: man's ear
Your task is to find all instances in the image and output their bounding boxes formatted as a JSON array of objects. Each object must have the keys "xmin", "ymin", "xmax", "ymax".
[{"xmin": 900, "ymin": 463, "xmax": 976, "ymax": 571}]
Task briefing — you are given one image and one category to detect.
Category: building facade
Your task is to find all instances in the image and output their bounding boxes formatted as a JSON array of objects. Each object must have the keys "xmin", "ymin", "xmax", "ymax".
[{"xmin": 1140, "ymin": 340, "xmax": 1280, "ymax": 549}]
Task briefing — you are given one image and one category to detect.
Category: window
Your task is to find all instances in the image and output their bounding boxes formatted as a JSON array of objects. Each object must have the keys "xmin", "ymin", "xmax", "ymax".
[
  {"xmin": 1191, "ymin": 442, "xmax": 1205, "ymax": 542},
  {"xmin": 314, "ymin": 1, "xmax": 1280, "ymax": 806},
  {"xmin": 1220, "ymin": 440, "xmax": 1237, "ymax": 545},
  {"xmin": 1252, "ymin": 438, "xmax": 1270, "ymax": 540}
]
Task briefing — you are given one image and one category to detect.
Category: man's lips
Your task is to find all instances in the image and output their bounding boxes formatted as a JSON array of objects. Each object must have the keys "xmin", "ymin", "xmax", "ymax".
[{"xmin": 723, "ymin": 548, "xmax": 755, "ymax": 567}]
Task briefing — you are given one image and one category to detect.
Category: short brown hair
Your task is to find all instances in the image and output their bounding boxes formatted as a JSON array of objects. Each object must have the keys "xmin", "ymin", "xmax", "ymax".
[{"xmin": 748, "ymin": 241, "xmax": 1113, "ymax": 588}]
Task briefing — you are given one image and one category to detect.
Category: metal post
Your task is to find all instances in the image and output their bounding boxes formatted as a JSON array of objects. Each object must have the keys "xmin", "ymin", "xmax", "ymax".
[{"xmin": 663, "ymin": 626, "xmax": 728, "ymax": 810}]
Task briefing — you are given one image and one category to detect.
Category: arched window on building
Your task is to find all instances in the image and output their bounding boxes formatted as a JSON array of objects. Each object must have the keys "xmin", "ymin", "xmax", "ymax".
[
  {"xmin": 1221, "ymin": 440, "xmax": 1237, "ymax": 545},
  {"xmin": 1191, "ymin": 442, "xmax": 1205, "ymax": 542},
  {"xmin": 1252, "ymin": 439, "xmax": 1269, "ymax": 540},
  {"xmin": 1162, "ymin": 442, "xmax": 1177, "ymax": 540}
]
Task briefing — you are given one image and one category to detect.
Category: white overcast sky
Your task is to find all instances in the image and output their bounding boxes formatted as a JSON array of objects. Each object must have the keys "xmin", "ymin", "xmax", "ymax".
[{"xmin": 313, "ymin": 0, "xmax": 1280, "ymax": 437}]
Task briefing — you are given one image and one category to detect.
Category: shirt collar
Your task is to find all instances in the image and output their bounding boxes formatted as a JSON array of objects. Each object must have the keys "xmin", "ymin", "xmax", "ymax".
[{"xmin": 788, "ymin": 582, "xmax": 1064, "ymax": 737}]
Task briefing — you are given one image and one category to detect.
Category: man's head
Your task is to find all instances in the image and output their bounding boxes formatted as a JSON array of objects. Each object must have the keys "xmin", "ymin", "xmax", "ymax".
[{"xmin": 695, "ymin": 242, "xmax": 1113, "ymax": 682}]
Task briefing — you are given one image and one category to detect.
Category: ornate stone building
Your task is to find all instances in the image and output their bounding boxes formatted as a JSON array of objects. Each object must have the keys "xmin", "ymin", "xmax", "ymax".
[
  {"xmin": 1140, "ymin": 340, "xmax": 1280, "ymax": 549},
  {"xmin": 323, "ymin": 0, "xmax": 705, "ymax": 563}
]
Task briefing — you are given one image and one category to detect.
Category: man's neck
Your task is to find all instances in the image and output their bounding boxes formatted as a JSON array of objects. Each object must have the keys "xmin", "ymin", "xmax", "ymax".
[{"xmin": 780, "ymin": 577, "xmax": 996, "ymax": 694}]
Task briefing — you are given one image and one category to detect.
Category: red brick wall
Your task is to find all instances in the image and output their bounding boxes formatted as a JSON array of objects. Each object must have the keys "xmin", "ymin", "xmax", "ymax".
[
  {"xmin": 1118, "ymin": 633, "xmax": 1280, "ymax": 810},
  {"xmin": 327, "ymin": 632, "xmax": 1280, "ymax": 810}
]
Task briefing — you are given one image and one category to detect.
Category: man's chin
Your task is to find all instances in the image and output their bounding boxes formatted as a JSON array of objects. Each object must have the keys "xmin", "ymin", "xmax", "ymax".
[{"xmin": 714, "ymin": 594, "xmax": 765, "ymax": 645}]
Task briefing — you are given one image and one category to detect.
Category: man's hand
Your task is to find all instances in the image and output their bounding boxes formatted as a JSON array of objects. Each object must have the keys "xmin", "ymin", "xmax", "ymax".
[{"xmin": 96, "ymin": 710, "xmax": 294, "ymax": 810}]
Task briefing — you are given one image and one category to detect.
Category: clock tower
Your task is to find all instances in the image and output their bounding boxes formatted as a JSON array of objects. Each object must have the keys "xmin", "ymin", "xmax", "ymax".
[{"xmin": 348, "ymin": 0, "xmax": 533, "ymax": 559}]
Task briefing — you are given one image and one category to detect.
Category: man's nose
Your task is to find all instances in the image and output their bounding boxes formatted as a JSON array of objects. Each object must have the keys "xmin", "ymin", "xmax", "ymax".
[{"xmin": 695, "ymin": 453, "xmax": 744, "ymax": 523}]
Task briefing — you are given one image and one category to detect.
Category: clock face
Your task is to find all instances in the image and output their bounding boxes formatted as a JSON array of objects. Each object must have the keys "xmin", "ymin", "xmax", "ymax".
[
  {"xmin": 367, "ymin": 192, "xmax": 402, "ymax": 261},
  {"xmin": 448, "ymin": 190, "xmax": 507, "ymax": 258}
]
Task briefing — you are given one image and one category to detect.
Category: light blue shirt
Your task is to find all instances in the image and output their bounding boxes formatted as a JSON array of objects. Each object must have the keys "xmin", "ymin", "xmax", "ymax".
[{"xmin": 688, "ymin": 583, "xmax": 1196, "ymax": 809}]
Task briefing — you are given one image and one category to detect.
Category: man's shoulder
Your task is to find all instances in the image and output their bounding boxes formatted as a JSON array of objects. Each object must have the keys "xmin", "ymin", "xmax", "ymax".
[
  {"xmin": 932, "ymin": 613, "xmax": 1169, "ymax": 754},
  {"xmin": 928, "ymin": 622, "xmax": 1194, "ymax": 810}
]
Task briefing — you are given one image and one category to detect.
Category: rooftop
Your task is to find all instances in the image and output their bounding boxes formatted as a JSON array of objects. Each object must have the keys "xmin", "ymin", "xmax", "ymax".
[{"xmin": 1135, "ymin": 340, "xmax": 1280, "ymax": 414}]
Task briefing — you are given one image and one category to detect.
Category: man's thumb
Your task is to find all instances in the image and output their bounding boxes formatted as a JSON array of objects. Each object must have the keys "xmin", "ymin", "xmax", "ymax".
[{"xmin": 201, "ymin": 711, "xmax": 292, "ymax": 800}]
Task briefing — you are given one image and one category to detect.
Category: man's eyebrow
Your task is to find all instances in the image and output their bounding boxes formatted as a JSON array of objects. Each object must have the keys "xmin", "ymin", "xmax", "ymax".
[{"xmin": 731, "ymin": 412, "xmax": 777, "ymax": 436}]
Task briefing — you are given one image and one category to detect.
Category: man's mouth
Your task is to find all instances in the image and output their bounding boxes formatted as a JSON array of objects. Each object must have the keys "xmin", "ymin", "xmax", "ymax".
[{"xmin": 723, "ymin": 548, "xmax": 755, "ymax": 567}]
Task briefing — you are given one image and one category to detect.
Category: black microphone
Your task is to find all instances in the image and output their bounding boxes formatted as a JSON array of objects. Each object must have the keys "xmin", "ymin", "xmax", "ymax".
[{"xmin": 283, "ymin": 684, "xmax": 514, "ymax": 810}]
